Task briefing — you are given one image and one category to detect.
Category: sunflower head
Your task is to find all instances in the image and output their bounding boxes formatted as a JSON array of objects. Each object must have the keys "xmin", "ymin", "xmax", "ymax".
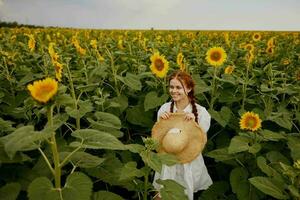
[
  {"xmin": 27, "ymin": 78, "xmax": 58, "ymax": 103},
  {"xmin": 54, "ymin": 62, "xmax": 63, "ymax": 81},
  {"xmin": 206, "ymin": 47, "xmax": 227, "ymax": 67},
  {"xmin": 239, "ymin": 111, "xmax": 262, "ymax": 132},
  {"xmin": 150, "ymin": 52, "xmax": 169, "ymax": 78},
  {"xmin": 224, "ymin": 65, "xmax": 234, "ymax": 74},
  {"xmin": 244, "ymin": 44, "xmax": 255, "ymax": 52},
  {"xmin": 266, "ymin": 46, "xmax": 274, "ymax": 54},
  {"xmin": 252, "ymin": 33, "xmax": 262, "ymax": 42}
]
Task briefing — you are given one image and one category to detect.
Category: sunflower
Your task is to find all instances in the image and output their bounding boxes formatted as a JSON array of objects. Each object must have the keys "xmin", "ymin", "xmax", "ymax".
[
  {"xmin": 150, "ymin": 52, "xmax": 169, "ymax": 78},
  {"xmin": 239, "ymin": 111, "xmax": 262, "ymax": 132},
  {"xmin": 176, "ymin": 52, "xmax": 185, "ymax": 71},
  {"xmin": 267, "ymin": 37, "xmax": 275, "ymax": 48},
  {"xmin": 246, "ymin": 51, "xmax": 255, "ymax": 64},
  {"xmin": 224, "ymin": 65, "xmax": 234, "ymax": 74},
  {"xmin": 27, "ymin": 78, "xmax": 58, "ymax": 103},
  {"xmin": 90, "ymin": 39, "xmax": 98, "ymax": 49},
  {"xmin": 206, "ymin": 47, "xmax": 227, "ymax": 67},
  {"xmin": 252, "ymin": 33, "xmax": 262, "ymax": 42},
  {"xmin": 26, "ymin": 34, "xmax": 36, "ymax": 52},
  {"xmin": 54, "ymin": 61, "xmax": 63, "ymax": 81},
  {"xmin": 266, "ymin": 46, "xmax": 274, "ymax": 54},
  {"xmin": 244, "ymin": 44, "xmax": 255, "ymax": 52}
]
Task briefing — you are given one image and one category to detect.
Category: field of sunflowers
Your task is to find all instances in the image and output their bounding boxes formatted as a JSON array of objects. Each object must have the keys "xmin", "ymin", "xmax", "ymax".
[{"xmin": 0, "ymin": 27, "xmax": 299, "ymax": 200}]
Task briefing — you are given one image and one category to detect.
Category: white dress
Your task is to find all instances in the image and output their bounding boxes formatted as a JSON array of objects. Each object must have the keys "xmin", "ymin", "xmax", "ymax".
[{"xmin": 153, "ymin": 102, "xmax": 213, "ymax": 200}]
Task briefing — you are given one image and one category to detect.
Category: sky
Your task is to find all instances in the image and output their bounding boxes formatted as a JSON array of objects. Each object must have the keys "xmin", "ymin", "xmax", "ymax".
[{"xmin": 0, "ymin": 0, "xmax": 299, "ymax": 31}]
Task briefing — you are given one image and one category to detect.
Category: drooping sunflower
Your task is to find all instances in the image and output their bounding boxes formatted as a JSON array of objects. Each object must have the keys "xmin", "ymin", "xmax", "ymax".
[
  {"xmin": 239, "ymin": 111, "xmax": 262, "ymax": 132},
  {"xmin": 176, "ymin": 52, "xmax": 185, "ymax": 71},
  {"xmin": 266, "ymin": 46, "xmax": 274, "ymax": 55},
  {"xmin": 150, "ymin": 52, "xmax": 169, "ymax": 78},
  {"xmin": 27, "ymin": 78, "xmax": 58, "ymax": 103},
  {"xmin": 224, "ymin": 65, "xmax": 234, "ymax": 74},
  {"xmin": 244, "ymin": 44, "xmax": 255, "ymax": 52},
  {"xmin": 54, "ymin": 61, "xmax": 63, "ymax": 81},
  {"xmin": 252, "ymin": 33, "xmax": 262, "ymax": 42},
  {"xmin": 206, "ymin": 47, "xmax": 227, "ymax": 67}
]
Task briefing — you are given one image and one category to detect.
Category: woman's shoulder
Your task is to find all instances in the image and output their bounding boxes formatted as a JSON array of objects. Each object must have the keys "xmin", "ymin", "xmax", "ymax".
[
  {"xmin": 195, "ymin": 103, "xmax": 210, "ymax": 116},
  {"xmin": 159, "ymin": 102, "xmax": 172, "ymax": 111}
]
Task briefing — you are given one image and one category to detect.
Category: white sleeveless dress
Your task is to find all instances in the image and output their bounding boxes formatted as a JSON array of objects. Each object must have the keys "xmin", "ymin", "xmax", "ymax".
[{"xmin": 152, "ymin": 102, "xmax": 213, "ymax": 200}]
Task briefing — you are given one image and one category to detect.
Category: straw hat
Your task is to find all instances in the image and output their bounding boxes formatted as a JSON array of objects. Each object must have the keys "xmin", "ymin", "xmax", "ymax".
[{"xmin": 151, "ymin": 113, "xmax": 207, "ymax": 163}]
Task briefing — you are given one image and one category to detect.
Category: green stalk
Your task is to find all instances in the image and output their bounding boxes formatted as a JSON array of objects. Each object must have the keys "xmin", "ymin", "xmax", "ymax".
[
  {"xmin": 105, "ymin": 48, "xmax": 120, "ymax": 96},
  {"xmin": 209, "ymin": 67, "xmax": 217, "ymax": 110},
  {"xmin": 242, "ymin": 63, "xmax": 250, "ymax": 111},
  {"xmin": 65, "ymin": 62, "xmax": 80, "ymax": 129},
  {"xmin": 47, "ymin": 105, "xmax": 61, "ymax": 188}
]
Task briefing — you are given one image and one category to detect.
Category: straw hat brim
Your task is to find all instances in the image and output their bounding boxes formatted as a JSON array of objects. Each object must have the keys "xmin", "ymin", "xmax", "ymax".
[{"xmin": 151, "ymin": 113, "xmax": 207, "ymax": 163}]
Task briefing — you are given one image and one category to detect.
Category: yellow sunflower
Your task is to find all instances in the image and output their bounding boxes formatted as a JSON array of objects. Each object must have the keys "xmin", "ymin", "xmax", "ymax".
[
  {"xmin": 224, "ymin": 65, "xmax": 234, "ymax": 74},
  {"xmin": 150, "ymin": 52, "xmax": 169, "ymax": 78},
  {"xmin": 176, "ymin": 52, "xmax": 186, "ymax": 71},
  {"xmin": 27, "ymin": 78, "xmax": 58, "ymax": 103},
  {"xmin": 54, "ymin": 61, "xmax": 63, "ymax": 81},
  {"xmin": 244, "ymin": 44, "xmax": 255, "ymax": 52},
  {"xmin": 266, "ymin": 46, "xmax": 274, "ymax": 54},
  {"xmin": 206, "ymin": 47, "xmax": 227, "ymax": 67},
  {"xmin": 252, "ymin": 33, "xmax": 262, "ymax": 42},
  {"xmin": 239, "ymin": 111, "xmax": 262, "ymax": 132}
]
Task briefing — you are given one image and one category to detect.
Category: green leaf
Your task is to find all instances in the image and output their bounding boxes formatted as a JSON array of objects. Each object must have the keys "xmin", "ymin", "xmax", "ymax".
[
  {"xmin": 0, "ymin": 182, "xmax": 21, "ymax": 200},
  {"xmin": 62, "ymin": 172, "xmax": 93, "ymax": 200},
  {"xmin": 287, "ymin": 185, "xmax": 300, "ymax": 198},
  {"xmin": 0, "ymin": 146, "xmax": 31, "ymax": 163},
  {"xmin": 257, "ymin": 156, "xmax": 280, "ymax": 177},
  {"xmin": 228, "ymin": 136, "xmax": 251, "ymax": 154},
  {"xmin": 28, "ymin": 172, "xmax": 93, "ymax": 200},
  {"xmin": 93, "ymin": 191, "xmax": 124, "ymax": 200},
  {"xmin": 156, "ymin": 179, "xmax": 188, "ymax": 200},
  {"xmin": 206, "ymin": 148, "xmax": 236, "ymax": 161},
  {"xmin": 66, "ymin": 100, "xmax": 93, "ymax": 119},
  {"xmin": 266, "ymin": 151, "xmax": 290, "ymax": 165},
  {"xmin": 126, "ymin": 104, "xmax": 154, "ymax": 127},
  {"xmin": 28, "ymin": 177, "xmax": 60, "ymax": 200},
  {"xmin": 60, "ymin": 151, "xmax": 105, "ymax": 168},
  {"xmin": 0, "ymin": 126, "xmax": 52, "ymax": 159},
  {"xmin": 156, "ymin": 153, "xmax": 178, "ymax": 166},
  {"xmin": 268, "ymin": 113, "xmax": 292, "ymax": 130},
  {"xmin": 287, "ymin": 136, "xmax": 300, "ymax": 161},
  {"xmin": 119, "ymin": 162, "xmax": 144, "ymax": 181},
  {"xmin": 125, "ymin": 144, "xmax": 145, "ymax": 154},
  {"xmin": 70, "ymin": 129, "xmax": 126, "ymax": 150},
  {"xmin": 249, "ymin": 177, "xmax": 289, "ymax": 199},
  {"xmin": 248, "ymin": 143, "xmax": 261, "ymax": 154},
  {"xmin": 144, "ymin": 91, "xmax": 169, "ymax": 111},
  {"xmin": 140, "ymin": 151, "xmax": 162, "ymax": 172},
  {"xmin": 230, "ymin": 167, "xmax": 252, "ymax": 200},
  {"xmin": 208, "ymin": 107, "xmax": 232, "ymax": 127},
  {"xmin": 260, "ymin": 130, "xmax": 286, "ymax": 141},
  {"xmin": 87, "ymin": 111, "xmax": 123, "ymax": 138},
  {"xmin": 0, "ymin": 117, "xmax": 15, "ymax": 133},
  {"xmin": 117, "ymin": 72, "xmax": 142, "ymax": 91}
]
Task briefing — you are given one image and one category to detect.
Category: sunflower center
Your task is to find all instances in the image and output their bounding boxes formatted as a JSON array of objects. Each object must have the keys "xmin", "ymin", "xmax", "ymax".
[
  {"xmin": 246, "ymin": 117, "xmax": 257, "ymax": 128},
  {"xmin": 154, "ymin": 59, "xmax": 164, "ymax": 71},
  {"xmin": 210, "ymin": 51, "xmax": 221, "ymax": 61},
  {"xmin": 254, "ymin": 35, "xmax": 259, "ymax": 39}
]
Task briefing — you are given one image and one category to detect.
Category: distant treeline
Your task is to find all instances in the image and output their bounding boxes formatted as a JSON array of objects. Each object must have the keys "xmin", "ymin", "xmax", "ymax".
[{"xmin": 0, "ymin": 21, "xmax": 44, "ymax": 28}]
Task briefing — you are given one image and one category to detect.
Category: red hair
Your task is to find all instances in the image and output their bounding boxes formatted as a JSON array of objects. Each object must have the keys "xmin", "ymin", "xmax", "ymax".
[{"xmin": 168, "ymin": 70, "xmax": 198, "ymax": 123}]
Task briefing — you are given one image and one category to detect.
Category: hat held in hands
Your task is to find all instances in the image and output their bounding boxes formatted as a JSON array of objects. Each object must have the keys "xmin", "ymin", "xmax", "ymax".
[{"xmin": 151, "ymin": 113, "xmax": 207, "ymax": 163}]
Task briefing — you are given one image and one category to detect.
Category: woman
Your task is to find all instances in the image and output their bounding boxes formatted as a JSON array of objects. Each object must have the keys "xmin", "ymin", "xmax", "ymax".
[{"xmin": 153, "ymin": 70, "xmax": 212, "ymax": 200}]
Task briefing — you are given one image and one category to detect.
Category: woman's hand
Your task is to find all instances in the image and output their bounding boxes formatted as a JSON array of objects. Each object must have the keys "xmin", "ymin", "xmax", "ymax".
[
  {"xmin": 184, "ymin": 113, "xmax": 195, "ymax": 121},
  {"xmin": 160, "ymin": 112, "xmax": 171, "ymax": 120}
]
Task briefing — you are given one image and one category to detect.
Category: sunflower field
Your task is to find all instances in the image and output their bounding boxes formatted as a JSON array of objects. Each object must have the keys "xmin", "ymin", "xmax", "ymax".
[{"xmin": 0, "ymin": 27, "xmax": 299, "ymax": 200}]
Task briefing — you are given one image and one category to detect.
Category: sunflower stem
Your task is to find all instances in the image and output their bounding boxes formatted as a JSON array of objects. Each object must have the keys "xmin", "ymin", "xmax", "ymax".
[
  {"xmin": 209, "ymin": 67, "xmax": 217, "ymax": 110},
  {"xmin": 65, "ymin": 62, "xmax": 80, "ymax": 129},
  {"xmin": 105, "ymin": 47, "xmax": 120, "ymax": 96},
  {"xmin": 242, "ymin": 63, "xmax": 250, "ymax": 111},
  {"xmin": 47, "ymin": 105, "xmax": 61, "ymax": 189}
]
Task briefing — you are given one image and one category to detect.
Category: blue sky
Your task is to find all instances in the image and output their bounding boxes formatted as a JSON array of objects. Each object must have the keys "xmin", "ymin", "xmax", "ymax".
[{"xmin": 0, "ymin": 0, "xmax": 299, "ymax": 30}]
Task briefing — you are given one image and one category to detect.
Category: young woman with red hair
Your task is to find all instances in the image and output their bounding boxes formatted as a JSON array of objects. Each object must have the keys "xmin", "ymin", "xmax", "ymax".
[{"xmin": 153, "ymin": 70, "xmax": 212, "ymax": 200}]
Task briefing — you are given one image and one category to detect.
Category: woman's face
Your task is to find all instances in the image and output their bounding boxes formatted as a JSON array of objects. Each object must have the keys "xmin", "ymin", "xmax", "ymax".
[{"xmin": 169, "ymin": 78, "xmax": 191, "ymax": 102}]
